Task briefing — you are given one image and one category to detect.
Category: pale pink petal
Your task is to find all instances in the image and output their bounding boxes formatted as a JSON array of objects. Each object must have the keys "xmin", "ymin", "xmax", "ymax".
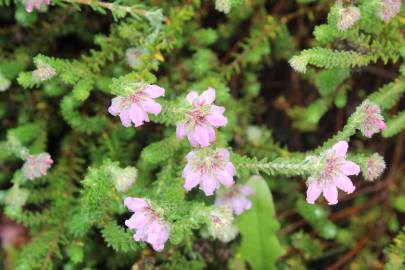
[
  {"xmin": 333, "ymin": 175, "xmax": 355, "ymax": 194},
  {"xmin": 187, "ymin": 132, "xmax": 199, "ymax": 147},
  {"xmin": 143, "ymin": 111, "xmax": 149, "ymax": 122},
  {"xmin": 124, "ymin": 197, "xmax": 148, "ymax": 211},
  {"xmin": 129, "ymin": 104, "xmax": 144, "ymax": 127},
  {"xmin": 216, "ymin": 148, "xmax": 230, "ymax": 159},
  {"xmin": 194, "ymin": 125, "xmax": 210, "ymax": 147},
  {"xmin": 379, "ymin": 120, "xmax": 387, "ymax": 130},
  {"xmin": 198, "ymin": 87, "xmax": 216, "ymax": 105},
  {"xmin": 241, "ymin": 186, "xmax": 253, "ymax": 196},
  {"xmin": 108, "ymin": 97, "xmax": 123, "ymax": 116},
  {"xmin": 143, "ymin": 85, "xmax": 165, "ymax": 98},
  {"xmin": 211, "ymin": 105, "xmax": 225, "ymax": 114},
  {"xmin": 186, "ymin": 91, "xmax": 198, "ymax": 104},
  {"xmin": 322, "ymin": 185, "xmax": 338, "ymax": 205},
  {"xmin": 206, "ymin": 113, "xmax": 228, "ymax": 127},
  {"xmin": 147, "ymin": 221, "xmax": 167, "ymax": 251},
  {"xmin": 200, "ymin": 177, "xmax": 217, "ymax": 196},
  {"xmin": 224, "ymin": 162, "xmax": 236, "ymax": 176},
  {"xmin": 185, "ymin": 151, "xmax": 195, "ymax": 162},
  {"xmin": 207, "ymin": 126, "xmax": 216, "ymax": 142},
  {"xmin": 133, "ymin": 227, "xmax": 148, "ymax": 241},
  {"xmin": 125, "ymin": 212, "xmax": 148, "ymax": 229},
  {"xmin": 142, "ymin": 98, "xmax": 162, "ymax": 115},
  {"xmin": 183, "ymin": 174, "xmax": 200, "ymax": 191},
  {"xmin": 306, "ymin": 181, "xmax": 322, "ymax": 204},
  {"xmin": 216, "ymin": 169, "xmax": 234, "ymax": 187},
  {"xmin": 341, "ymin": 160, "xmax": 360, "ymax": 175},
  {"xmin": 25, "ymin": 2, "xmax": 34, "ymax": 12},
  {"xmin": 119, "ymin": 109, "xmax": 132, "ymax": 127},
  {"xmin": 176, "ymin": 123, "xmax": 187, "ymax": 138},
  {"xmin": 332, "ymin": 141, "xmax": 348, "ymax": 157}
]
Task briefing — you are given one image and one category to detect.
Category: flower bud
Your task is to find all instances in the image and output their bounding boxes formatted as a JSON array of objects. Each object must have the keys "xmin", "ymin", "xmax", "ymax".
[
  {"xmin": 364, "ymin": 153, "xmax": 386, "ymax": 181},
  {"xmin": 215, "ymin": 0, "xmax": 231, "ymax": 14},
  {"xmin": 5, "ymin": 185, "xmax": 29, "ymax": 209},
  {"xmin": 358, "ymin": 100, "xmax": 386, "ymax": 138},
  {"xmin": 246, "ymin": 126, "xmax": 263, "ymax": 145},
  {"xmin": 207, "ymin": 207, "xmax": 238, "ymax": 242},
  {"xmin": 378, "ymin": 0, "xmax": 401, "ymax": 22},
  {"xmin": 111, "ymin": 166, "xmax": 137, "ymax": 192},
  {"xmin": 337, "ymin": 6, "xmax": 360, "ymax": 31},
  {"xmin": 0, "ymin": 73, "xmax": 11, "ymax": 92},
  {"xmin": 32, "ymin": 64, "xmax": 56, "ymax": 82},
  {"xmin": 125, "ymin": 48, "xmax": 147, "ymax": 68},
  {"xmin": 22, "ymin": 152, "xmax": 53, "ymax": 180},
  {"xmin": 289, "ymin": 55, "xmax": 308, "ymax": 73}
]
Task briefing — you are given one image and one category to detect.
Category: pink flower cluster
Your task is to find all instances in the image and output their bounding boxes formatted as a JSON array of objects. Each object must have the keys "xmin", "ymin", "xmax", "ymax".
[
  {"xmin": 25, "ymin": 0, "xmax": 50, "ymax": 12},
  {"xmin": 359, "ymin": 101, "xmax": 386, "ymax": 138},
  {"xmin": 124, "ymin": 197, "xmax": 170, "ymax": 251},
  {"xmin": 306, "ymin": 141, "xmax": 360, "ymax": 205},
  {"xmin": 379, "ymin": 0, "xmax": 401, "ymax": 22},
  {"xmin": 215, "ymin": 185, "xmax": 253, "ymax": 215},
  {"xmin": 182, "ymin": 148, "xmax": 235, "ymax": 196},
  {"xmin": 108, "ymin": 85, "xmax": 164, "ymax": 128},
  {"xmin": 176, "ymin": 88, "xmax": 228, "ymax": 147},
  {"xmin": 22, "ymin": 153, "xmax": 53, "ymax": 180}
]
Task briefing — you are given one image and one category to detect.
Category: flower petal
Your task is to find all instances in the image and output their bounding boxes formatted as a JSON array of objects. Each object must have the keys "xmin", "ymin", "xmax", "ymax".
[
  {"xmin": 333, "ymin": 175, "xmax": 355, "ymax": 194},
  {"xmin": 211, "ymin": 105, "xmax": 225, "ymax": 114},
  {"xmin": 129, "ymin": 104, "xmax": 144, "ymax": 127},
  {"xmin": 176, "ymin": 123, "xmax": 187, "ymax": 138},
  {"xmin": 186, "ymin": 91, "xmax": 198, "ymax": 104},
  {"xmin": 119, "ymin": 109, "xmax": 132, "ymax": 127},
  {"xmin": 198, "ymin": 87, "xmax": 216, "ymax": 105},
  {"xmin": 216, "ymin": 169, "xmax": 234, "ymax": 187},
  {"xmin": 206, "ymin": 113, "xmax": 228, "ymax": 127},
  {"xmin": 200, "ymin": 177, "xmax": 217, "ymax": 196},
  {"xmin": 341, "ymin": 160, "xmax": 360, "ymax": 175},
  {"xmin": 306, "ymin": 180, "xmax": 322, "ymax": 204},
  {"xmin": 322, "ymin": 185, "xmax": 338, "ymax": 205},
  {"xmin": 142, "ymin": 98, "xmax": 162, "ymax": 115},
  {"xmin": 332, "ymin": 141, "xmax": 348, "ymax": 157},
  {"xmin": 124, "ymin": 197, "xmax": 148, "ymax": 212},
  {"xmin": 194, "ymin": 125, "xmax": 210, "ymax": 147},
  {"xmin": 143, "ymin": 85, "xmax": 165, "ymax": 98}
]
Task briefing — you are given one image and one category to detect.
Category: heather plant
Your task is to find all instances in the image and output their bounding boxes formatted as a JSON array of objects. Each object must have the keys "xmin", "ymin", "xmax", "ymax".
[{"xmin": 0, "ymin": 0, "xmax": 404, "ymax": 269}]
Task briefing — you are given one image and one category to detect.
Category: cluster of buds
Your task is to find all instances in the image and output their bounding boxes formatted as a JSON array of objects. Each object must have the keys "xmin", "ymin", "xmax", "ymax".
[
  {"xmin": 22, "ymin": 153, "xmax": 54, "ymax": 180},
  {"xmin": 207, "ymin": 207, "xmax": 238, "ymax": 242},
  {"xmin": 357, "ymin": 100, "xmax": 386, "ymax": 138},
  {"xmin": 364, "ymin": 153, "xmax": 386, "ymax": 181},
  {"xmin": 378, "ymin": 0, "xmax": 401, "ymax": 22},
  {"xmin": 215, "ymin": 185, "xmax": 253, "ymax": 215},
  {"xmin": 124, "ymin": 197, "xmax": 170, "ymax": 251},
  {"xmin": 5, "ymin": 185, "xmax": 30, "ymax": 209},
  {"xmin": 24, "ymin": 0, "xmax": 51, "ymax": 13},
  {"xmin": 0, "ymin": 72, "xmax": 11, "ymax": 92},
  {"xmin": 32, "ymin": 64, "xmax": 56, "ymax": 82},
  {"xmin": 337, "ymin": 6, "xmax": 361, "ymax": 31},
  {"xmin": 109, "ymin": 166, "xmax": 137, "ymax": 192}
]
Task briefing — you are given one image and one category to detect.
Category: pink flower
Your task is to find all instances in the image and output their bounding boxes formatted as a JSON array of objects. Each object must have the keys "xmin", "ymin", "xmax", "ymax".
[
  {"xmin": 108, "ymin": 84, "xmax": 165, "ymax": 128},
  {"xmin": 306, "ymin": 141, "xmax": 360, "ymax": 205},
  {"xmin": 22, "ymin": 153, "xmax": 53, "ymax": 180},
  {"xmin": 379, "ymin": 0, "xmax": 401, "ymax": 22},
  {"xmin": 359, "ymin": 101, "xmax": 386, "ymax": 138},
  {"xmin": 215, "ymin": 185, "xmax": 253, "ymax": 215},
  {"xmin": 176, "ymin": 88, "xmax": 227, "ymax": 147},
  {"xmin": 337, "ymin": 6, "xmax": 360, "ymax": 31},
  {"xmin": 124, "ymin": 197, "xmax": 170, "ymax": 251},
  {"xmin": 25, "ymin": 0, "xmax": 50, "ymax": 12},
  {"xmin": 182, "ymin": 148, "xmax": 235, "ymax": 196}
]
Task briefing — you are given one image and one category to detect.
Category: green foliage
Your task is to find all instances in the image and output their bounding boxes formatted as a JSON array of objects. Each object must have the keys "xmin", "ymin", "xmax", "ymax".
[{"xmin": 236, "ymin": 176, "xmax": 283, "ymax": 270}]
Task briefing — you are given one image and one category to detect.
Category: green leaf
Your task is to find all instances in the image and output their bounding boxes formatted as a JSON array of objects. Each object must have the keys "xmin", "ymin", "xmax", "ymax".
[{"xmin": 236, "ymin": 176, "xmax": 284, "ymax": 270}]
